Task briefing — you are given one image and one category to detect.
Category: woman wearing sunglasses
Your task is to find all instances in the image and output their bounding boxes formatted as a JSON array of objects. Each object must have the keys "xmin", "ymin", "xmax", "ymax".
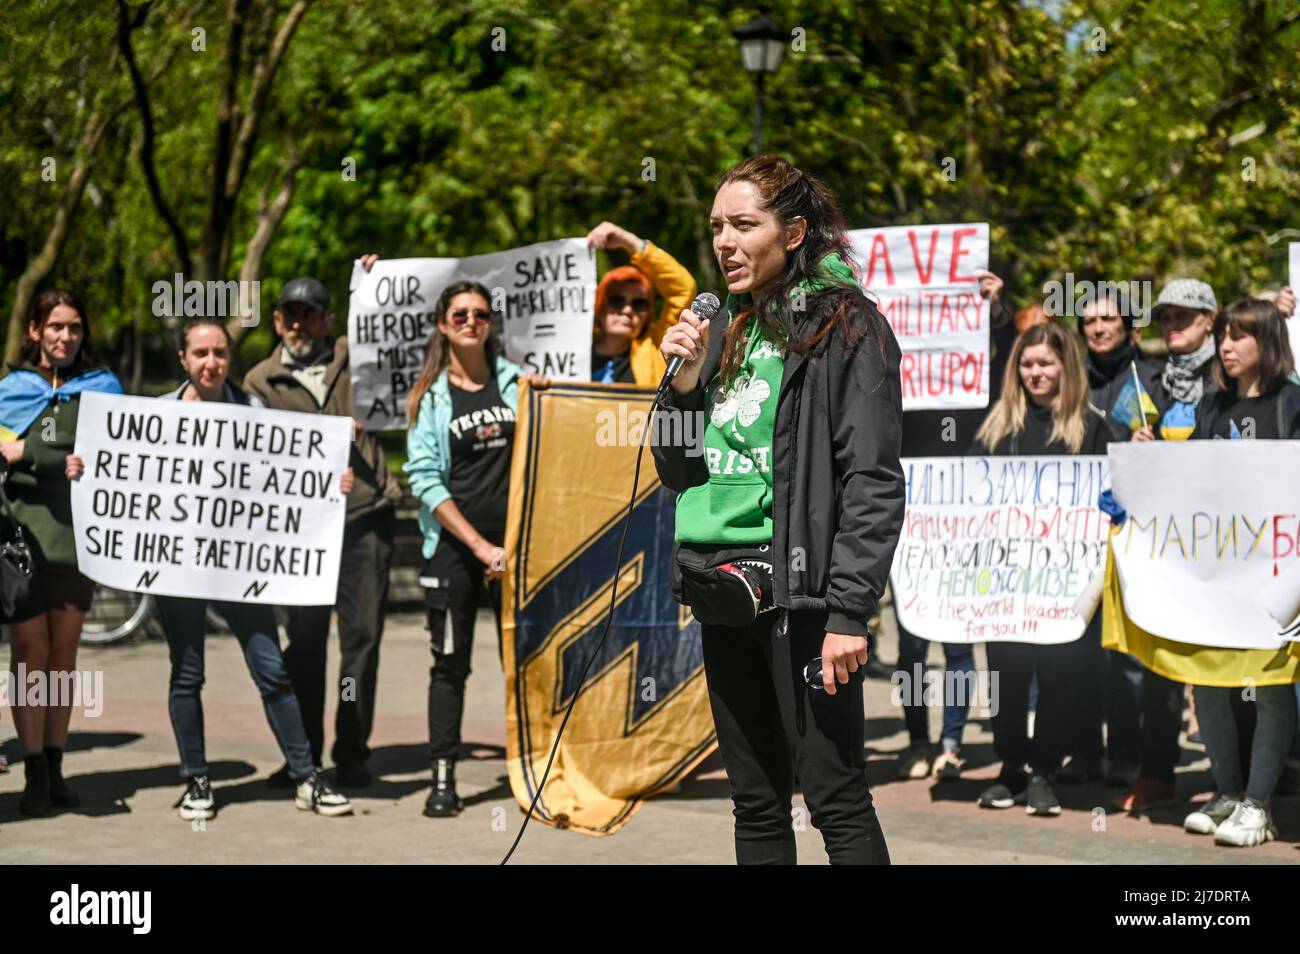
[
  {"xmin": 586, "ymin": 221, "xmax": 697, "ymax": 386},
  {"xmin": 404, "ymin": 281, "xmax": 546, "ymax": 817}
]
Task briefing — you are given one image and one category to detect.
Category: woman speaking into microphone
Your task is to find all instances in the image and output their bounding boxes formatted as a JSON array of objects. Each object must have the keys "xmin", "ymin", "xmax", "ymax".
[{"xmin": 653, "ymin": 156, "xmax": 904, "ymax": 865}]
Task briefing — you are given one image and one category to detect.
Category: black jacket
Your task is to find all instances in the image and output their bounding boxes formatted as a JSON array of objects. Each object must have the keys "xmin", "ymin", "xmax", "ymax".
[
  {"xmin": 974, "ymin": 403, "xmax": 1113, "ymax": 457},
  {"xmin": 1085, "ymin": 343, "xmax": 1165, "ymax": 441},
  {"xmin": 1192, "ymin": 379, "xmax": 1300, "ymax": 440},
  {"xmin": 652, "ymin": 288, "xmax": 905, "ymax": 637}
]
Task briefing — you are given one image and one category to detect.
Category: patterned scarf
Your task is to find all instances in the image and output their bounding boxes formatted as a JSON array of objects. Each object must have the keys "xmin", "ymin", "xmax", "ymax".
[{"xmin": 1160, "ymin": 337, "xmax": 1215, "ymax": 405}]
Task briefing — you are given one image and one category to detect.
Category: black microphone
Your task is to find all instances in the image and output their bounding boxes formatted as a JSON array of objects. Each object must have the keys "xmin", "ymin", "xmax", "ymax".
[{"xmin": 660, "ymin": 292, "xmax": 722, "ymax": 392}]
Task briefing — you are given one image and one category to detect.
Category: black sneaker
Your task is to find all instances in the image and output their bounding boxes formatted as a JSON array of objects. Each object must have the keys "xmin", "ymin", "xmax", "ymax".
[
  {"xmin": 178, "ymin": 776, "xmax": 215, "ymax": 821},
  {"xmin": 977, "ymin": 770, "xmax": 1028, "ymax": 809},
  {"xmin": 334, "ymin": 761, "xmax": 372, "ymax": 789},
  {"xmin": 1025, "ymin": 773, "xmax": 1062, "ymax": 816},
  {"xmin": 294, "ymin": 769, "xmax": 353, "ymax": 817}
]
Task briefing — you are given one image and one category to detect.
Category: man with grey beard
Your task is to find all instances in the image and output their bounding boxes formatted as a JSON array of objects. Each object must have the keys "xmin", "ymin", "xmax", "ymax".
[{"xmin": 243, "ymin": 276, "xmax": 401, "ymax": 789}]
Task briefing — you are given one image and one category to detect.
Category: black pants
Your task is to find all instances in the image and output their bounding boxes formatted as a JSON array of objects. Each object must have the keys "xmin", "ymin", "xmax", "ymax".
[
  {"xmin": 1066, "ymin": 615, "xmax": 1107, "ymax": 762},
  {"xmin": 700, "ymin": 607, "xmax": 890, "ymax": 865},
  {"xmin": 283, "ymin": 507, "xmax": 395, "ymax": 767},
  {"xmin": 424, "ymin": 530, "xmax": 503, "ymax": 761},
  {"xmin": 1105, "ymin": 649, "xmax": 1184, "ymax": 781},
  {"xmin": 986, "ymin": 632, "xmax": 1098, "ymax": 777}
]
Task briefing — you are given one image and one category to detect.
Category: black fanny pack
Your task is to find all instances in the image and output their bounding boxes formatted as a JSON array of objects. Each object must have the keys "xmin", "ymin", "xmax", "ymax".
[{"xmin": 675, "ymin": 542, "xmax": 776, "ymax": 626}]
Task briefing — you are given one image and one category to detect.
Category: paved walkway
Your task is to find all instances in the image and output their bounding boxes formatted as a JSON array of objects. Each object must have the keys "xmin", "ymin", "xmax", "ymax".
[{"xmin": 2, "ymin": 607, "xmax": 1295, "ymax": 864}]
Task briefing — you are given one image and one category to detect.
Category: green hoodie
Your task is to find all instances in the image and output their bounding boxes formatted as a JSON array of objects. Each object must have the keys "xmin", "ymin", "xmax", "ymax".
[{"xmin": 673, "ymin": 254, "xmax": 859, "ymax": 546}]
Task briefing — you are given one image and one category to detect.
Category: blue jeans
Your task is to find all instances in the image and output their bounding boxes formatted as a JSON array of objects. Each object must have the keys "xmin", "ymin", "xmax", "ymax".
[
  {"xmin": 896, "ymin": 622, "xmax": 976, "ymax": 753},
  {"xmin": 158, "ymin": 596, "xmax": 315, "ymax": 782},
  {"xmin": 1193, "ymin": 684, "xmax": 1297, "ymax": 802}
]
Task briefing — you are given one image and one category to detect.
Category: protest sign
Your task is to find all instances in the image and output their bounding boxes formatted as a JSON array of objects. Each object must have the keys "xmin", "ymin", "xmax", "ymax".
[
  {"xmin": 348, "ymin": 239, "xmax": 596, "ymax": 430},
  {"xmin": 847, "ymin": 223, "xmax": 990, "ymax": 410},
  {"xmin": 890, "ymin": 455, "xmax": 1110, "ymax": 644},
  {"xmin": 71, "ymin": 392, "xmax": 351, "ymax": 605},
  {"xmin": 1109, "ymin": 441, "xmax": 1300, "ymax": 650}
]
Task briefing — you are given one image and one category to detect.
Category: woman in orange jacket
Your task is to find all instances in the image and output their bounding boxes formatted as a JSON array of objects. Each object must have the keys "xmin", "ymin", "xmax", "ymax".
[{"xmin": 585, "ymin": 221, "xmax": 697, "ymax": 386}]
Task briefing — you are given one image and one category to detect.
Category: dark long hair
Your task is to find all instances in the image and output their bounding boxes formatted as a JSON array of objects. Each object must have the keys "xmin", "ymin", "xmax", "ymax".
[
  {"xmin": 1212, "ymin": 298, "xmax": 1294, "ymax": 396},
  {"xmin": 713, "ymin": 155, "xmax": 886, "ymax": 386},
  {"xmin": 22, "ymin": 289, "xmax": 95, "ymax": 368},
  {"xmin": 405, "ymin": 281, "xmax": 500, "ymax": 424}
]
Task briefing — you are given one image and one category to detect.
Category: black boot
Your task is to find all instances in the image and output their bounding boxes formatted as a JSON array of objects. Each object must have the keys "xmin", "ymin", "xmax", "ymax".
[
  {"xmin": 44, "ymin": 747, "xmax": 80, "ymax": 808},
  {"xmin": 423, "ymin": 758, "xmax": 462, "ymax": 817},
  {"xmin": 19, "ymin": 753, "xmax": 51, "ymax": 817}
]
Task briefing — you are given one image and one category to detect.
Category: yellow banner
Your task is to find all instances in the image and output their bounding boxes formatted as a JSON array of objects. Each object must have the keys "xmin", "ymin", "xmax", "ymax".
[
  {"xmin": 501, "ymin": 381, "xmax": 716, "ymax": 835},
  {"xmin": 1101, "ymin": 534, "xmax": 1300, "ymax": 686}
]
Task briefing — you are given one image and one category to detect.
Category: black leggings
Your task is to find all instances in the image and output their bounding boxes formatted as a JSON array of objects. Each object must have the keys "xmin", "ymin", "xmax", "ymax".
[
  {"xmin": 700, "ymin": 607, "xmax": 890, "ymax": 865},
  {"xmin": 423, "ymin": 531, "xmax": 502, "ymax": 761}
]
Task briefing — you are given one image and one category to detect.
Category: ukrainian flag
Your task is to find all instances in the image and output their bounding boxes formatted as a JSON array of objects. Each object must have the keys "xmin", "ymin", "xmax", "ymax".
[
  {"xmin": 1101, "ymin": 535, "xmax": 1300, "ymax": 686},
  {"xmin": 1109, "ymin": 362, "xmax": 1160, "ymax": 433}
]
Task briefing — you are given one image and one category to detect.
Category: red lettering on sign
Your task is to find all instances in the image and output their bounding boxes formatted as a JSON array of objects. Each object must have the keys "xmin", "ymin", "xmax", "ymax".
[
  {"xmin": 907, "ymin": 229, "xmax": 941, "ymax": 285},
  {"xmin": 948, "ymin": 227, "xmax": 979, "ymax": 283},
  {"xmin": 865, "ymin": 234, "xmax": 895, "ymax": 287}
]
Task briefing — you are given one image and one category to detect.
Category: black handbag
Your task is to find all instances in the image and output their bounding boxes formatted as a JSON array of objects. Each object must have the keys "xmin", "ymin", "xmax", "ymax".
[
  {"xmin": 0, "ymin": 465, "xmax": 34, "ymax": 620},
  {"xmin": 675, "ymin": 542, "xmax": 777, "ymax": 626}
]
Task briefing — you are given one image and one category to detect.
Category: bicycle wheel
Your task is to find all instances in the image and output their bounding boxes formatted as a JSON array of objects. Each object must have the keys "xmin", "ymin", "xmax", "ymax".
[{"xmin": 81, "ymin": 586, "xmax": 155, "ymax": 645}]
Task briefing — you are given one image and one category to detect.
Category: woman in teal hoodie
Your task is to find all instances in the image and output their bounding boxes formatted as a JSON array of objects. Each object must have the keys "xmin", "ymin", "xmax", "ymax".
[{"xmin": 404, "ymin": 280, "xmax": 546, "ymax": 818}]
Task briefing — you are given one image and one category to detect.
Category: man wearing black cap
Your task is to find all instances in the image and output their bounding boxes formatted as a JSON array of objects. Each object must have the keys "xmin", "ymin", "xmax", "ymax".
[{"xmin": 244, "ymin": 276, "xmax": 401, "ymax": 788}]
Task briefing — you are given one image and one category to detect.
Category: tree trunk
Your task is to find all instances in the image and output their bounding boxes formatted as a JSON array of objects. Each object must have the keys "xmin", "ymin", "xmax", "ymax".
[{"xmin": 3, "ymin": 110, "xmax": 112, "ymax": 366}]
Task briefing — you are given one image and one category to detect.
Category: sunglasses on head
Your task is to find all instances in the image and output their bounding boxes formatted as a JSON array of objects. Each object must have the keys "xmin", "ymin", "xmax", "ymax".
[
  {"xmin": 448, "ymin": 308, "xmax": 491, "ymax": 326},
  {"xmin": 608, "ymin": 295, "xmax": 650, "ymax": 312}
]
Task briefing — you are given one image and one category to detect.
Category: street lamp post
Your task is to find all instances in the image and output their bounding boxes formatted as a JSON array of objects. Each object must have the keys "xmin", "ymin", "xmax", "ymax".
[{"xmin": 733, "ymin": 12, "xmax": 787, "ymax": 155}]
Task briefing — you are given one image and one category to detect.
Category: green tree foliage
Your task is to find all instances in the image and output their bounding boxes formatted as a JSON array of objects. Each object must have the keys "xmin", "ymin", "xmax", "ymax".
[{"xmin": 2, "ymin": 0, "xmax": 1298, "ymax": 383}]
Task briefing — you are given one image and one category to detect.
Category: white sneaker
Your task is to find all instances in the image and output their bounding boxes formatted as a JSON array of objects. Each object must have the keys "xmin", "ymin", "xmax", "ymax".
[
  {"xmin": 295, "ymin": 769, "xmax": 353, "ymax": 817},
  {"xmin": 178, "ymin": 775, "xmax": 215, "ymax": 821},
  {"xmin": 1183, "ymin": 792, "xmax": 1240, "ymax": 835},
  {"xmin": 1213, "ymin": 798, "xmax": 1275, "ymax": 847}
]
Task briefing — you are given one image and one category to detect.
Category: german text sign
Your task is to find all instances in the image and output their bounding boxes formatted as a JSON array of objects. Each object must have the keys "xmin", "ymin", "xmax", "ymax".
[
  {"xmin": 890, "ymin": 455, "xmax": 1110, "ymax": 644},
  {"xmin": 71, "ymin": 393, "xmax": 350, "ymax": 604}
]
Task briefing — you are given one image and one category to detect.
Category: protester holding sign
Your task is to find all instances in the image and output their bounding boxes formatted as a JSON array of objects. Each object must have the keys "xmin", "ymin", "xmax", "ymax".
[
  {"xmin": 404, "ymin": 280, "xmax": 547, "ymax": 817},
  {"xmin": 70, "ymin": 317, "xmax": 353, "ymax": 820},
  {"xmin": 585, "ymin": 221, "xmax": 697, "ymax": 386},
  {"xmin": 971, "ymin": 321, "xmax": 1111, "ymax": 816},
  {"xmin": 0, "ymin": 290, "xmax": 122, "ymax": 816},
  {"xmin": 654, "ymin": 155, "xmax": 903, "ymax": 864},
  {"xmin": 1180, "ymin": 298, "xmax": 1300, "ymax": 847},
  {"xmin": 243, "ymin": 276, "xmax": 402, "ymax": 790}
]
